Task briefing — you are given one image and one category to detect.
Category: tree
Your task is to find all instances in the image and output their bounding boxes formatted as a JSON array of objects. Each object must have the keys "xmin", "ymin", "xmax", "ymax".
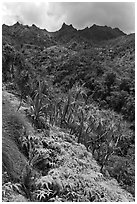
[{"xmin": 2, "ymin": 44, "xmax": 15, "ymax": 81}]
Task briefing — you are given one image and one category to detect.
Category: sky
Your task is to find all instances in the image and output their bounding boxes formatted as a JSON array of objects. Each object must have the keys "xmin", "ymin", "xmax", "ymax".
[{"xmin": 2, "ymin": 1, "xmax": 135, "ymax": 34}]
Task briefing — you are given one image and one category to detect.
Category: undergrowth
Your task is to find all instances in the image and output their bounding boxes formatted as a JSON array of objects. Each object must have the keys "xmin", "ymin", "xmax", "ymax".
[{"xmin": 2, "ymin": 43, "xmax": 135, "ymax": 200}]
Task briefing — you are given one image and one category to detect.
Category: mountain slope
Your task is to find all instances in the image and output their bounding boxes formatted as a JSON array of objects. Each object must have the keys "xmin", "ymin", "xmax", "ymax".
[
  {"xmin": 52, "ymin": 23, "xmax": 126, "ymax": 44},
  {"xmin": 2, "ymin": 89, "xmax": 134, "ymax": 202},
  {"xmin": 2, "ymin": 22, "xmax": 126, "ymax": 48},
  {"xmin": 78, "ymin": 24, "xmax": 126, "ymax": 42},
  {"xmin": 2, "ymin": 22, "xmax": 135, "ymax": 201},
  {"xmin": 2, "ymin": 22, "xmax": 56, "ymax": 49}
]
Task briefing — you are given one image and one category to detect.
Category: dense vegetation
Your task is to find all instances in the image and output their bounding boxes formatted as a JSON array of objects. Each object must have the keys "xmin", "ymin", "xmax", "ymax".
[{"xmin": 2, "ymin": 22, "xmax": 135, "ymax": 201}]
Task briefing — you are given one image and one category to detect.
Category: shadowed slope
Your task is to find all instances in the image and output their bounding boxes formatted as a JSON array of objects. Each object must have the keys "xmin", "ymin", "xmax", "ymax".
[{"xmin": 2, "ymin": 93, "xmax": 28, "ymax": 181}]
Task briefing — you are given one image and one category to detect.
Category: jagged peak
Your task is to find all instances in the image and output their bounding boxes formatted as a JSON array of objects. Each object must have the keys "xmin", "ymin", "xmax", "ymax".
[
  {"xmin": 60, "ymin": 22, "xmax": 77, "ymax": 31},
  {"xmin": 13, "ymin": 21, "xmax": 21, "ymax": 26},
  {"xmin": 32, "ymin": 23, "xmax": 37, "ymax": 27},
  {"xmin": 31, "ymin": 24, "xmax": 40, "ymax": 30},
  {"xmin": 62, "ymin": 22, "xmax": 67, "ymax": 27},
  {"xmin": 92, "ymin": 24, "xmax": 97, "ymax": 27}
]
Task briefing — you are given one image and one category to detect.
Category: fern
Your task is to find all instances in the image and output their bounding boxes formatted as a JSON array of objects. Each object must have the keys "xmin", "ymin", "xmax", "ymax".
[{"xmin": 36, "ymin": 189, "xmax": 52, "ymax": 201}]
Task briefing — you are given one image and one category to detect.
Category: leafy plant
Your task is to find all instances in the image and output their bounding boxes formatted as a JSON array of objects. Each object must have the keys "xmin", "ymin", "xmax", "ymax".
[
  {"xmin": 34, "ymin": 175, "xmax": 63, "ymax": 201},
  {"xmin": 26, "ymin": 80, "xmax": 50, "ymax": 129}
]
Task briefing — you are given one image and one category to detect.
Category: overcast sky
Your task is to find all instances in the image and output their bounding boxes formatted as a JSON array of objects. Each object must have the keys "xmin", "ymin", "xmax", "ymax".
[{"xmin": 2, "ymin": 2, "xmax": 135, "ymax": 34}]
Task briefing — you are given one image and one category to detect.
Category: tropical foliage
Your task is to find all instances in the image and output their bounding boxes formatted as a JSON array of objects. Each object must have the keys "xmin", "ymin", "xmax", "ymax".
[{"xmin": 2, "ymin": 24, "xmax": 135, "ymax": 201}]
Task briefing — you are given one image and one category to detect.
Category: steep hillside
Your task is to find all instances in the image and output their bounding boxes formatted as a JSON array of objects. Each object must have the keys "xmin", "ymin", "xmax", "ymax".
[
  {"xmin": 2, "ymin": 22, "xmax": 135, "ymax": 201},
  {"xmin": 2, "ymin": 22, "xmax": 56, "ymax": 49},
  {"xmin": 53, "ymin": 23, "xmax": 126, "ymax": 44},
  {"xmin": 78, "ymin": 24, "xmax": 126, "ymax": 42},
  {"xmin": 2, "ymin": 89, "xmax": 134, "ymax": 202}
]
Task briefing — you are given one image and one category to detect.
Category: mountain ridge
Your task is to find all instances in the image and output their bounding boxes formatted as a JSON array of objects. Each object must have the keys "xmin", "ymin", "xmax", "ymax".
[{"xmin": 2, "ymin": 22, "xmax": 127, "ymax": 47}]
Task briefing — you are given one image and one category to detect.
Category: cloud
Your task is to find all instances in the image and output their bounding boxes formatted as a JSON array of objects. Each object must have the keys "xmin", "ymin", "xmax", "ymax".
[
  {"xmin": 2, "ymin": 2, "xmax": 135, "ymax": 33},
  {"xmin": 48, "ymin": 2, "xmax": 135, "ymax": 33},
  {"xmin": 2, "ymin": 2, "xmax": 58, "ymax": 31}
]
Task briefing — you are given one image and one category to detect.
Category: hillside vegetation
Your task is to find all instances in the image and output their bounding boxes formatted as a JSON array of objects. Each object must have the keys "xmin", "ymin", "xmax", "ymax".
[{"xmin": 2, "ymin": 22, "xmax": 135, "ymax": 202}]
